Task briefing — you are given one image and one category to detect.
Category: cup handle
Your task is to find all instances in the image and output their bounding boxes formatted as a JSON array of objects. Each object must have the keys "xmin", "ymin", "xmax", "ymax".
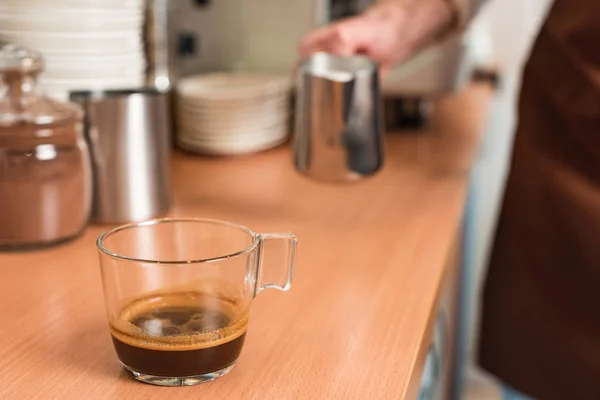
[{"xmin": 255, "ymin": 233, "xmax": 297, "ymax": 295}]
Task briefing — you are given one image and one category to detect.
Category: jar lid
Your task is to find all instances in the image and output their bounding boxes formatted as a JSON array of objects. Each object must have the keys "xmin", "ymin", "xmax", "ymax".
[{"xmin": 0, "ymin": 43, "xmax": 43, "ymax": 72}]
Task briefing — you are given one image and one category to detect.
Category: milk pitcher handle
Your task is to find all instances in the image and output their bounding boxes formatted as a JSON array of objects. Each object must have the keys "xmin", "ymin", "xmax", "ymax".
[{"xmin": 256, "ymin": 233, "xmax": 297, "ymax": 295}]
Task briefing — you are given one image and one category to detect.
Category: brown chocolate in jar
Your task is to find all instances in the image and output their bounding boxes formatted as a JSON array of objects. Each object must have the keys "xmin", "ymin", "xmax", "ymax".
[{"xmin": 0, "ymin": 45, "xmax": 92, "ymax": 249}]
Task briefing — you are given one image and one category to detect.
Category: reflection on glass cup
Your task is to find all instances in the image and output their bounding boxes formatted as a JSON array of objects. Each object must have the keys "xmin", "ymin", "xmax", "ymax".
[{"xmin": 97, "ymin": 218, "xmax": 297, "ymax": 386}]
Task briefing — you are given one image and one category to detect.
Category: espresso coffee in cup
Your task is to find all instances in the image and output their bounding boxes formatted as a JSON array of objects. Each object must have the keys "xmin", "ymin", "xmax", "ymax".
[
  {"xmin": 97, "ymin": 218, "xmax": 297, "ymax": 386},
  {"xmin": 109, "ymin": 290, "xmax": 249, "ymax": 377}
]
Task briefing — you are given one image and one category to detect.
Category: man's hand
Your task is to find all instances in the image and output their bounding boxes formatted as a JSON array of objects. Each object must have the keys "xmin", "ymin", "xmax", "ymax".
[{"xmin": 299, "ymin": 0, "xmax": 456, "ymax": 74}]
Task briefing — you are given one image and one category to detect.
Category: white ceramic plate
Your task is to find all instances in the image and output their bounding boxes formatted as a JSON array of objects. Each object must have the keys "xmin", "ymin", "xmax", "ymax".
[
  {"xmin": 39, "ymin": 76, "xmax": 145, "ymax": 91},
  {"xmin": 176, "ymin": 101, "xmax": 289, "ymax": 119},
  {"xmin": 177, "ymin": 73, "xmax": 292, "ymax": 101},
  {"xmin": 0, "ymin": 5, "xmax": 144, "ymax": 16},
  {"xmin": 1, "ymin": 0, "xmax": 143, "ymax": 8},
  {"xmin": 176, "ymin": 112, "xmax": 289, "ymax": 133},
  {"xmin": 41, "ymin": 49, "xmax": 144, "ymax": 57},
  {"xmin": 42, "ymin": 69, "xmax": 146, "ymax": 80},
  {"xmin": 0, "ymin": 28, "xmax": 142, "ymax": 39},
  {"xmin": 0, "ymin": 40, "xmax": 142, "ymax": 56},
  {"xmin": 45, "ymin": 51, "xmax": 144, "ymax": 61},
  {"xmin": 178, "ymin": 128, "xmax": 288, "ymax": 144},
  {"xmin": 45, "ymin": 54, "xmax": 145, "ymax": 67},
  {"xmin": 0, "ymin": 15, "xmax": 144, "ymax": 32},
  {"xmin": 0, "ymin": 33, "xmax": 142, "ymax": 53},
  {"xmin": 0, "ymin": 10, "xmax": 144, "ymax": 19},
  {"xmin": 44, "ymin": 59, "xmax": 146, "ymax": 73},
  {"xmin": 176, "ymin": 93, "xmax": 290, "ymax": 111},
  {"xmin": 177, "ymin": 120, "xmax": 289, "ymax": 144},
  {"xmin": 177, "ymin": 134, "xmax": 288, "ymax": 156},
  {"xmin": 178, "ymin": 120, "xmax": 288, "ymax": 140},
  {"xmin": 42, "ymin": 71, "xmax": 146, "ymax": 81},
  {"xmin": 176, "ymin": 90, "xmax": 290, "ymax": 106},
  {"xmin": 176, "ymin": 120, "xmax": 290, "ymax": 139}
]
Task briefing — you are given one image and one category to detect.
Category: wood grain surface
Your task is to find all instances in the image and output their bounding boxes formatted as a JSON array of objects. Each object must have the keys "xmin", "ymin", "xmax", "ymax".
[{"xmin": 0, "ymin": 84, "xmax": 491, "ymax": 400}]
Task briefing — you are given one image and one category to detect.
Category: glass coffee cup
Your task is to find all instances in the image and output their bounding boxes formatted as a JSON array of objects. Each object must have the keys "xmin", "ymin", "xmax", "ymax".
[{"xmin": 97, "ymin": 218, "xmax": 297, "ymax": 386}]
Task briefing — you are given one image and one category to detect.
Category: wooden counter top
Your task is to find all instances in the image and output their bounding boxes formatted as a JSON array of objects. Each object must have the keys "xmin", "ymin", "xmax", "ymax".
[{"xmin": 0, "ymin": 84, "xmax": 491, "ymax": 400}]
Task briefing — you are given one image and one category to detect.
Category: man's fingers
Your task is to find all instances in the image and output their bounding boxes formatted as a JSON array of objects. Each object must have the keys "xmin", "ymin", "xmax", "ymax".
[
  {"xmin": 298, "ymin": 18, "xmax": 369, "ymax": 59},
  {"xmin": 298, "ymin": 26, "xmax": 331, "ymax": 58}
]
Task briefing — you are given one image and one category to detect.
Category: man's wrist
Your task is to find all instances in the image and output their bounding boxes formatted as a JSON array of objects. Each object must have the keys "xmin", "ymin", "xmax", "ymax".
[{"xmin": 366, "ymin": 0, "xmax": 456, "ymax": 51}]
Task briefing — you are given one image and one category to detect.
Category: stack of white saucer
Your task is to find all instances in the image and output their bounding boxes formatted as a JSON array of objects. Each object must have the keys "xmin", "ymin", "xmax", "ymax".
[
  {"xmin": 0, "ymin": 0, "xmax": 146, "ymax": 97},
  {"xmin": 175, "ymin": 73, "xmax": 292, "ymax": 156}
]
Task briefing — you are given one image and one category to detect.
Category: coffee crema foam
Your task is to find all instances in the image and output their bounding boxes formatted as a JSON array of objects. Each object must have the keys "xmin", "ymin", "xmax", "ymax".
[{"xmin": 110, "ymin": 290, "xmax": 249, "ymax": 351}]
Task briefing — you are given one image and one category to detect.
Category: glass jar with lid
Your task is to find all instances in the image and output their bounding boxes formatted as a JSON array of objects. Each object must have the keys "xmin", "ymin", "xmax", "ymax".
[{"xmin": 0, "ymin": 44, "xmax": 92, "ymax": 249}]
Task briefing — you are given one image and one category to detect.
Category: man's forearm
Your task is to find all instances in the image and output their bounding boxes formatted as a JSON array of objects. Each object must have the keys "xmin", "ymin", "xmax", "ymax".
[
  {"xmin": 365, "ymin": 0, "xmax": 456, "ymax": 59},
  {"xmin": 362, "ymin": 0, "xmax": 487, "ymax": 65},
  {"xmin": 373, "ymin": 0, "xmax": 487, "ymax": 30}
]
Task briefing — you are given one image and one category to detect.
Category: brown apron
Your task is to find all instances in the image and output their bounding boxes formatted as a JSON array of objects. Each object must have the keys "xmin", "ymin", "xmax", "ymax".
[{"xmin": 478, "ymin": 0, "xmax": 600, "ymax": 398}]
